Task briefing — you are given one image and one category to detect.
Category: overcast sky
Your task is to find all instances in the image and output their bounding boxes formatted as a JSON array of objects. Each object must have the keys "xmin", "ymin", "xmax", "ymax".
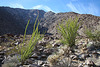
[{"xmin": 0, "ymin": 0, "xmax": 100, "ymax": 16}]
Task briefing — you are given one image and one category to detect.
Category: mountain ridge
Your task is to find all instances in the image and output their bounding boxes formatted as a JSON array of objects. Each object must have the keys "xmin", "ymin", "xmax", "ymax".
[{"xmin": 0, "ymin": 7, "xmax": 100, "ymax": 36}]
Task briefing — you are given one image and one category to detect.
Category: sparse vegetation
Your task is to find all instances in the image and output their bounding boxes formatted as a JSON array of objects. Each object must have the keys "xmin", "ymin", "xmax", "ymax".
[
  {"xmin": 84, "ymin": 28, "xmax": 100, "ymax": 42},
  {"xmin": 5, "ymin": 15, "xmax": 43, "ymax": 65},
  {"xmin": 57, "ymin": 17, "xmax": 80, "ymax": 47},
  {"xmin": 19, "ymin": 15, "xmax": 43, "ymax": 64},
  {"xmin": 50, "ymin": 17, "xmax": 81, "ymax": 67},
  {"xmin": 84, "ymin": 28, "xmax": 100, "ymax": 48}
]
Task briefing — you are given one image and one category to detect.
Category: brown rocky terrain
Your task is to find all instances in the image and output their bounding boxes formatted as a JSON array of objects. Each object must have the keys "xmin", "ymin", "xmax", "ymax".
[{"xmin": 0, "ymin": 34, "xmax": 100, "ymax": 67}]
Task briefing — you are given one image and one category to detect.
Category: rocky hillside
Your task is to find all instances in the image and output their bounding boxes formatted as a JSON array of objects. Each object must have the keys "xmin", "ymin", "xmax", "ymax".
[
  {"xmin": 0, "ymin": 7, "xmax": 100, "ymax": 36},
  {"xmin": 41, "ymin": 12, "xmax": 100, "ymax": 37},
  {"xmin": 0, "ymin": 7, "xmax": 45, "ymax": 35}
]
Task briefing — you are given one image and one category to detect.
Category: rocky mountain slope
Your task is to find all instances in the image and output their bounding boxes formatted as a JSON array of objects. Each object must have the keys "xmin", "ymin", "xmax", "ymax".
[
  {"xmin": 0, "ymin": 7, "xmax": 45, "ymax": 35},
  {"xmin": 0, "ymin": 7, "xmax": 100, "ymax": 36},
  {"xmin": 41, "ymin": 12, "xmax": 100, "ymax": 37}
]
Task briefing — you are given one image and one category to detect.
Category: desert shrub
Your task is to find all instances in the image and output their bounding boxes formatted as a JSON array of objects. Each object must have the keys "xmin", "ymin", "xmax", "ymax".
[
  {"xmin": 5, "ymin": 15, "xmax": 43, "ymax": 64},
  {"xmin": 19, "ymin": 15, "xmax": 43, "ymax": 64},
  {"xmin": 84, "ymin": 28, "xmax": 100, "ymax": 42},
  {"xmin": 84, "ymin": 28, "xmax": 100, "ymax": 48},
  {"xmin": 57, "ymin": 17, "xmax": 80, "ymax": 47}
]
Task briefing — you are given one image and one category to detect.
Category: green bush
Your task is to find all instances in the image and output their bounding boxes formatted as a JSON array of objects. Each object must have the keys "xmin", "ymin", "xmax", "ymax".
[
  {"xmin": 5, "ymin": 15, "xmax": 43, "ymax": 65},
  {"xmin": 19, "ymin": 16, "xmax": 43, "ymax": 64},
  {"xmin": 84, "ymin": 28, "xmax": 100, "ymax": 42},
  {"xmin": 57, "ymin": 17, "xmax": 80, "ymax": 47}
]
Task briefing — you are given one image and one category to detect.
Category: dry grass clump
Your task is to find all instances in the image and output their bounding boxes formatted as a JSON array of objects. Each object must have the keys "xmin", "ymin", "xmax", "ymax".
[
  {"xmin": 47, "ymin": 54, "xmax": 60, "ymax": 66},
  {"xmin": 47, "ymin": 45, "xmax": 74, "ymax": 67},
  {"xmin": 2, "ymin": 55, "xmax": 20, "ymax": 67},
  {"xmin": 2, "ymin": 63, "xmax": 17, "ymax": 67}
]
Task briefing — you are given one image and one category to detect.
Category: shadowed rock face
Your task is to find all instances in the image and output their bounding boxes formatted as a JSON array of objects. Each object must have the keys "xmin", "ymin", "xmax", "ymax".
[
  {"xmin": 0, "ymin": 7, "xmax": 100, "ymax": 36},
  {"xmin": 0, "ymin": 7, "xmax": 45, "ymax": 35}
]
